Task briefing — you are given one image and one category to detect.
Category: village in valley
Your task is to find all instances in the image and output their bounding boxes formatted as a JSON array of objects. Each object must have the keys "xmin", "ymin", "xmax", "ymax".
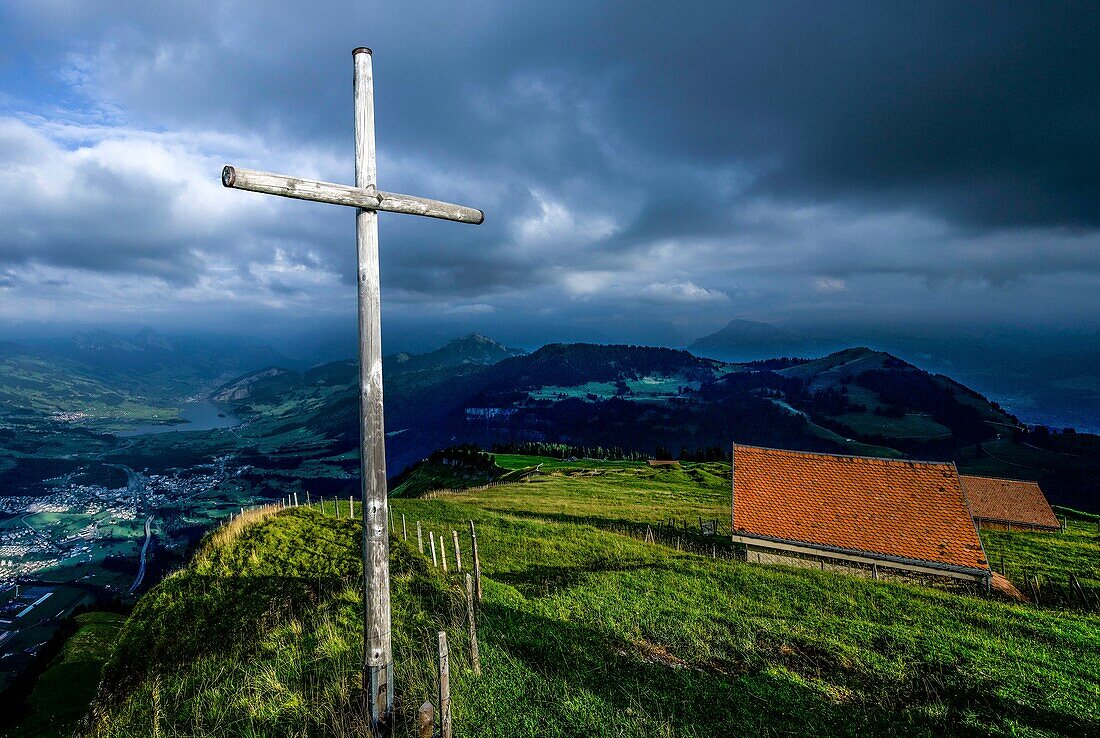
[{"xmin": 0, "ymin": 454, "xmax": 246, "ymax": 692}]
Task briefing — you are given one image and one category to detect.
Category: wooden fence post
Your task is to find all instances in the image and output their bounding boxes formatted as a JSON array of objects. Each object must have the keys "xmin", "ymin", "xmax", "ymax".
[
  {"xmin": 348, "ymin": 495, "xmax": 354, "ymax": 519},
  {"xmin": 466, "ymin": 572, "xmax": 481, "ymax": 675},
  {"xmin": 438, "ymin": 631, "xmax": 452, "ymax": 738},
  {"xmin": 418, "ymin": 701, "xmax": 434, "ymax": 738},
  {"xmin": 430, "ymin": 531, "xmax": 438, "ymax": 567},
  {"xmin": 1069, "ymin": 573, "xmax": 1087, "ymax": 607},
  {"xmin": 469, "ymin": 520, "xmax": 483, "ymax": 602},
  {"xmin": 417, "ymin": 521, "xmax": 424, "ymax": 554},
  {"xmin": 452, "ymin": 530, "xmax": 462, "ymax": 570},
  {"xmin": 440, "ymin": 535, "xmax": 449, "ymax": 573},
  {"xmin": 390, "ymin": 509, "xmax": 395, "ymax": 534},
  {"xmin": 402, "ymin": 514, "xmax": 408, "ymax": 541}
]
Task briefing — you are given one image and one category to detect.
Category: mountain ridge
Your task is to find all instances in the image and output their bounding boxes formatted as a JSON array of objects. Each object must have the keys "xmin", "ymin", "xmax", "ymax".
[
  {"xmin": 688, "ymin": 319, "xmax": 811, "ymax": 362},
  {"xmin": 213, "ymin": 339, "xmax": 1078, "ymax": 502}
]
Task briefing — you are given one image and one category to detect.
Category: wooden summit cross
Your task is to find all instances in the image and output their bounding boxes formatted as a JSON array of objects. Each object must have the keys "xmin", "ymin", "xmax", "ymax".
[{"xmin": 220, "ymin": 48, "xmax": 483, "ymax": 736}]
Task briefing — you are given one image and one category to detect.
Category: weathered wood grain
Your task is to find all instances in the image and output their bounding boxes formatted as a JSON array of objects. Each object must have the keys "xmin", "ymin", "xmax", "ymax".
[
  {"xmin": 438, "ymin": 631, "xmax": 452, "ymax": 738},
  {"xmin": 452, "ymin": 530, "xmax": 462, "ymax": 571},
  {"xmin": 418, "ymin": 702, "xmax": 434, "ymax": 738},
  {"xmin": 469, "ymin": 520, "xmax": 483, "ymax": 602},
  {"xmin": 466, "ymin": 573, "xmax": 481, "ymax": 675},
  {"xmin": 222, "ymin": 165, "xmax": 484, "ymax": 225},
  {"xmin": 354, "ymin": 48, "xmax": 394, "ymax": 736}
]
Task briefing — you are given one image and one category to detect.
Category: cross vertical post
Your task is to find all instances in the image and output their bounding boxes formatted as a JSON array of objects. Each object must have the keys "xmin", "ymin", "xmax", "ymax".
[
  {"xmin": 353, "ymin": 47, "xmax": 394, "ymax": 735},
  {"xmin": 220, "ymin": 47, "xmax": 482, "ymax": 738}
]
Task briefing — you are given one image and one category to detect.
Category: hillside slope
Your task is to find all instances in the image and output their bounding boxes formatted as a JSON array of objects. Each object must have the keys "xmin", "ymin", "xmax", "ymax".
[
  {"xmin": 83, "ymin": 462, "xmax": 1100, "ymax": 737},
  {"xmin": 223, "ymin": 342, "xmax": 1020, "ymax": 476},
  {"xmin": 86, "ymin": 505, "xmax": 463, "ymax": 738},
  {"xmin": 192, "ymin": 340, "xmax": 1100, "ymax": 511}
]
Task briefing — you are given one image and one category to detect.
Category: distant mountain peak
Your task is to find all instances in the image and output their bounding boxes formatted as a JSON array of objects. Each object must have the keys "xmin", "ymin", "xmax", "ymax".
[
  {"xmin": 688, "ymin": 319, "xmax": 806, "ymax": 362},
  {"xmin": 450, "ymin": 333, "xmax": 502, "ymax": 347},
  {"xmin": 385, "ymin": 333, "xmax": 527, "ymax": 375}
]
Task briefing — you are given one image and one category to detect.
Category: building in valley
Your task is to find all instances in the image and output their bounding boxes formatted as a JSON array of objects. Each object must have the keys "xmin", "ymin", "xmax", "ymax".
[{"xmin": 731, "ymin": 444, "xmax": 991, "ymax": 588}]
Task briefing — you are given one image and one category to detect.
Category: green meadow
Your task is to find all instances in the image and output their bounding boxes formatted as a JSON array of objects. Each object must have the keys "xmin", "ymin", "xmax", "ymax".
[
  {"xmin": 980, "ymin": 507, "xmax": 1100, "ymax": 602},
  {"xmin": 70, "ymin": 458, "xmax": 1100, "ymax": 737}
]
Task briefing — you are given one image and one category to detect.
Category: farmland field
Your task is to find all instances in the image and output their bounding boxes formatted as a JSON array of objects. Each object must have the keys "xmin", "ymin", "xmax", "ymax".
[
  {"xmin": 435, "ymin": 457, "xmax": 731, "ymax": 527},
  {"xmin": 832, "ymin": 411, "xmax": 952, "ymax": 439}
]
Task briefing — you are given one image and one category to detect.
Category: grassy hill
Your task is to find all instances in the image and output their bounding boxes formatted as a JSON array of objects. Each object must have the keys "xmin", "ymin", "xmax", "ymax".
[{"xmin": 75, "ymin": 456, "xmax": 1100, "ymax": 737}]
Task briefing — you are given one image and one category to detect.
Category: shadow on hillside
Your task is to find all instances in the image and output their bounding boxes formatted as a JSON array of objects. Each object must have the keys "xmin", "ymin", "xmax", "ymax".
[
  {"xmin": 101, "ymin": 571, "xmax": 351, "ymax": 693},
  {"xmin": 477, "ymin": 595, "xmax": 1091, "ymax": 737},
  {"xmin": 482, "ymin": 506, "xmax": 726, "ymax": 539},
  {"xmin": 493, "ymin": 560, "xmax": 674, "ymax": 597}
]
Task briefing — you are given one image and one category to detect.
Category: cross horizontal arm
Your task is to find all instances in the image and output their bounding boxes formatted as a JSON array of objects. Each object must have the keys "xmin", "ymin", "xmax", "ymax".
[{"xmin": 221, "ymin": 165, "xmax": 484, "ymax": 225}]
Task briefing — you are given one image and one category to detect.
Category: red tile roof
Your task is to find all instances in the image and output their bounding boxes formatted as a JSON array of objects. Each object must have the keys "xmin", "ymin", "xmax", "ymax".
[
  {"xmin": 959, "ymin": 475, "xmax": 1059, "ymax": 529},
  {"xmin": 733, "ymin": 444, "xmax": 988, "ymax": 573}
]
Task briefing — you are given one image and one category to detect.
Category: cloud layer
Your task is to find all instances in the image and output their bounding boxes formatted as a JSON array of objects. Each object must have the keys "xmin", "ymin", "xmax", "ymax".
[{"xmin": 1, "ymin": 1, "xmax": 1098, "ymax": 345}]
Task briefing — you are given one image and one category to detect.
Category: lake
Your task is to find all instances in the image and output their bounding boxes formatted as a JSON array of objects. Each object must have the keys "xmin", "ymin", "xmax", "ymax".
[{"xmin": 117, "ymin": 401, "xmax": 242, "ymax": 437}]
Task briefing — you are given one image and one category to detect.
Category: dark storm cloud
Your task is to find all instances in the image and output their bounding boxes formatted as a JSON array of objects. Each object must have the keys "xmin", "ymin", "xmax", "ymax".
[{"xmin": 1, "ymin": 1, "xmax": 1099, "ymax": 336}]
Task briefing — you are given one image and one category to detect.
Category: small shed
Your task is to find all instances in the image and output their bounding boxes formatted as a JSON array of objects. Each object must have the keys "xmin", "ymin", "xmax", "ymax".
[
  {"xmin": 959, "ymin": 475, "xmax": 1060, "ymax": 532},
  {"xmin": 731, "ymin": 444, "xmax": 990, "ymax": 587}
]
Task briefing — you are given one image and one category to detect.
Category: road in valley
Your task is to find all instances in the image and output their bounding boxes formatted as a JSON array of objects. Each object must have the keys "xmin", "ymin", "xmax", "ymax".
[{"xmin": 129, "ymin": 515, "xmax": 154, "ymax": 594}]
